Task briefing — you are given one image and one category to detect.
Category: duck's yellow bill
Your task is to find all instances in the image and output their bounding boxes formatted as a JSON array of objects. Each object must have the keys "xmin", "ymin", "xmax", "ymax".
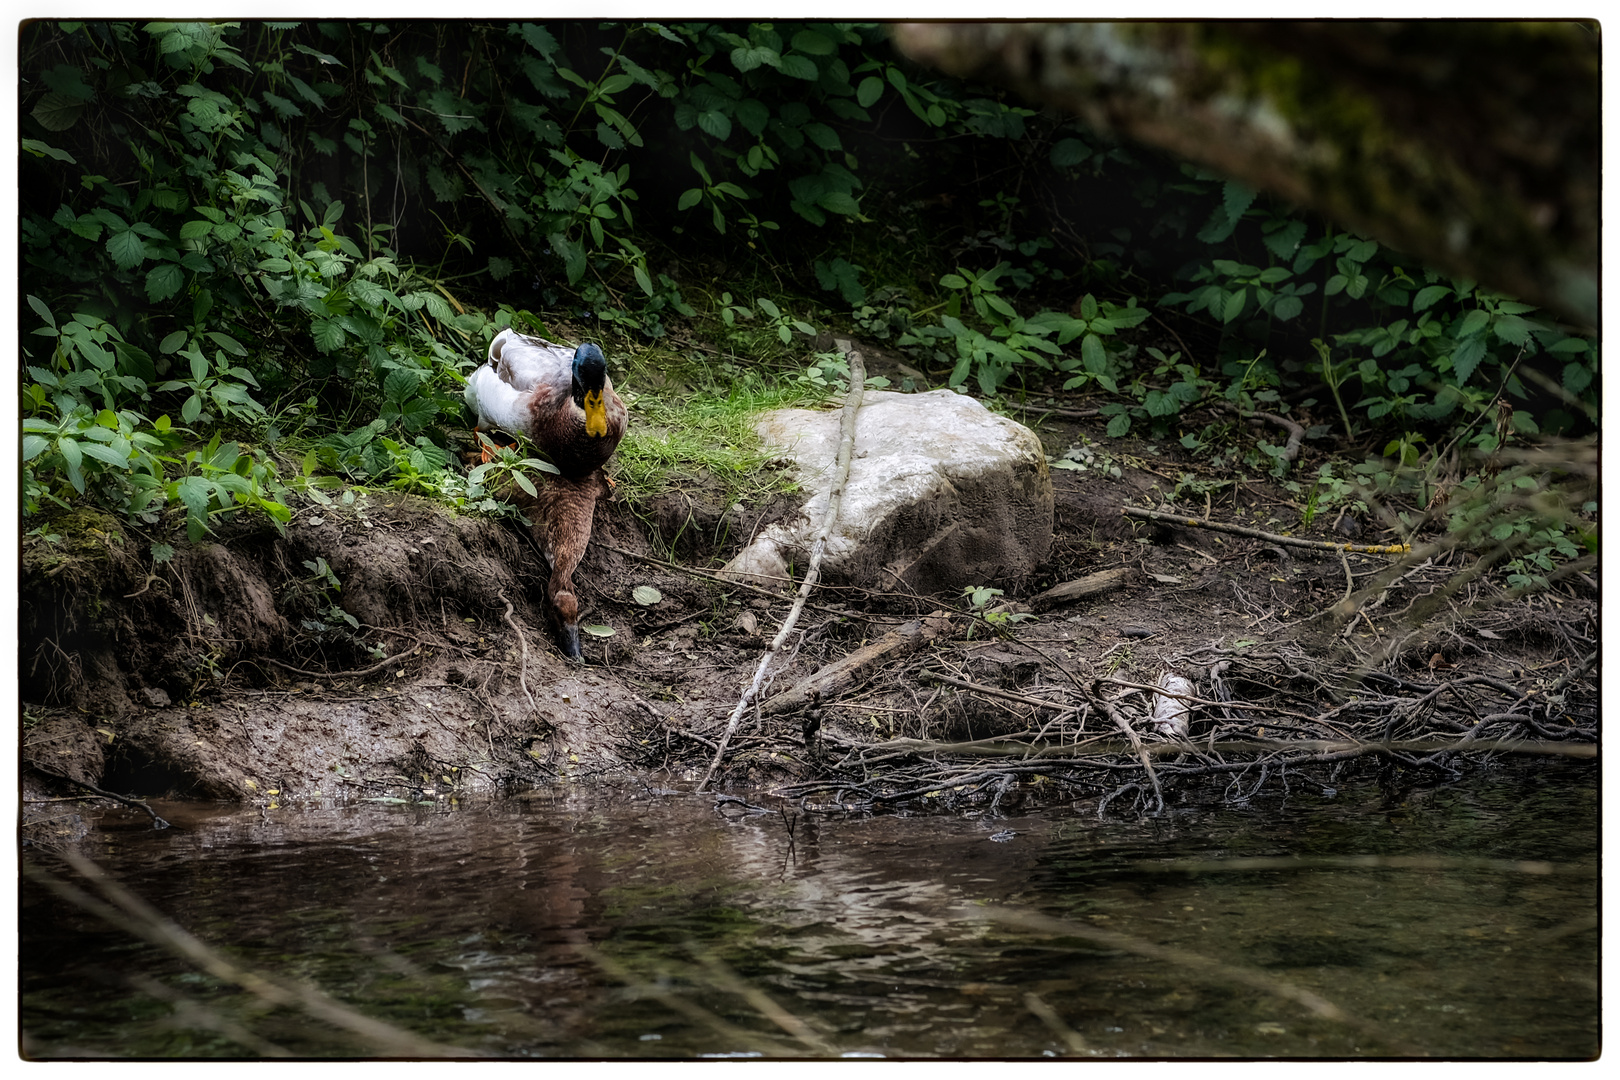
[{"xmin": 584, "ymin": 390, "xmax": 608, "ymax": 437}]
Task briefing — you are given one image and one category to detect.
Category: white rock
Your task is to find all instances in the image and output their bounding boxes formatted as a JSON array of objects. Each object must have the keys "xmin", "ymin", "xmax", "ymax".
[
  {"xmin": 721, "ymin": 389, "xmax": 1053, "ymax": 593},
  {"xmin": 1150, "ymin": 672, "xmax": 1195, "ymax": 737}
]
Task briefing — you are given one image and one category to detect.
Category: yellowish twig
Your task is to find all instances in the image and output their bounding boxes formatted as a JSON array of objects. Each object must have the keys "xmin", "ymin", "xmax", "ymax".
[{"xmin": 698, "ymin": 346, "xmax": 867, "ymax": 792}]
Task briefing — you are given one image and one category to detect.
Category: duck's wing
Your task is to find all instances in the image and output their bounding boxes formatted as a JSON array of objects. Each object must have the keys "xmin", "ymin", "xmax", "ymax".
[
  {"xmin": 465, "ymin": 362, "xmax": 530, "ymax": 432},
  {"xmin": 490, "ymin": 329, "xmax": 571, "ymax": 393}
]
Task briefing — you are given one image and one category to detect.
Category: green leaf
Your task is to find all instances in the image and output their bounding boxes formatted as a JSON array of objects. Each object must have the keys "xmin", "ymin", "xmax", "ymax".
[
  {"xmin": 1222, "ymin": 180, "xmax": 1257, "ymax": 222},
  {"xmin": 1563, "ymin": 360, "xmax": 1593, "ymax": 395},
  {"xmin": 1346, "ymin": 239, "xmax": 1379, "ymax": 262},
  {"xmin": 31, "ymin": 91, "xmax": 87, "ymax": 131},
  {"xmin": 582, "ymin": 624, "xmax": 616, "ymax": 637},
  {"xmin": 57, "ymin": 436, "xmax": 83, "ymax": 471},
  {"xmin": 26, "ymin": 295, "xmax": 55, "ymax": 330},
  {"xmin": 1081, "ymin": 333, "xmax": 1108, "ymax": 373},
  {"xmin": 730, "ymin": 46, "xmax": 773, "ymax": 73},
  {"xmin": 1454, "ymin": 309, "xmax": 1490, "ymax": 339},
  {"xmin": 1451, "ymin": 335, "xmax": 1487, "ymax": 385},
  {"xmin": 23, "ymin": 435, "xmax": 51, "ymax": 462},
  {"xmin": 106, "ymin": 229, "xmax": 147, "ymax": 270},
  {"xmin": 520, "ymin": 23, "xmax": 559, "ymax": 58},
  {"xmin": 697, "ymin": 110, "xmax": 732, "ymax": 141},
  {"xmin": 856, "ymin": 76, "xmax": 884, "ymax": 108},
  {"xmin": 1262, "ymin": 219, "xmax": 1306, "ymax": 259},
  {"xmin": 383, "ymin": 367, "xmax": 422, "ymax": 404},
  {"xmin": 803, "ymin": 123, "xmax": 841, "ymax": 151},
  {"xmin": 79, "ymin": 441, "xmax": 131, "ymax": 468},
  {"xmin": 1491, "ymin": 314, "xmax": 1532, "ymax": 345},
  {"xmin": 1050, "ymin": 138, "xmax": 1092, "ymax": 167},
  {"xmin": 1222, "ymin": 288, "xmax": 1247, "ymax": 323},
  {"xmin": 818, "ymin": 191, "xmax": 860, "ymax": 216},
  {"xmin": 22, "ymin": 137, "xmax": 77, "ymax": 163},
  {"xmin": 311, "ymin": 317, "xmax": 347, "ymax": 352},
  {"xmin": 145, "ymin": 263, "xmax": 185, "ymax": 303},
  {"xmin": 791, "ymin": 30, "xmax": 835, "ymax": 55},
  {"xmin": 677, "ymin": 188, "xmax": 703, "ymax": 211},
  {"xmin": 633, "ymin": 585, "xmax": 663, "ymax": 606},
  {"xmin": 1412, "ymin": 285, "xmax": 1450, "ymax": 312},
  {"xmin": 776, "ymin": 54, "xmax": 819, "ymax": 80},
  {"xmin": 721, "ymin": 98, "xmax": 762, "ymax": 138}
]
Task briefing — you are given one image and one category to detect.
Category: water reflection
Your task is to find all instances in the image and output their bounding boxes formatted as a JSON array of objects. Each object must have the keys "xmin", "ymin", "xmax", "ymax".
[{"xmin": 20, "ymin": 772, "xmax": 1599, "ymax": 1059}]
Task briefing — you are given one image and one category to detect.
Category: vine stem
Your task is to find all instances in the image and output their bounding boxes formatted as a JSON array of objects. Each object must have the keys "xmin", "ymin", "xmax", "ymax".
[{"xmin": 696, "ymin": 345, "xmax": 866, "ymax": 792}]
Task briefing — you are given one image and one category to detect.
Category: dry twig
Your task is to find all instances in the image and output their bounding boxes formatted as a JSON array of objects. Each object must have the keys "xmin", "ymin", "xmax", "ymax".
[
  {"xmin": 1123, "ymin": 505, "xmax": 1410, "ymax": 554},
  {"xmin": 698, "ymin": 347, "xmax": 867, "ymax": 791}
]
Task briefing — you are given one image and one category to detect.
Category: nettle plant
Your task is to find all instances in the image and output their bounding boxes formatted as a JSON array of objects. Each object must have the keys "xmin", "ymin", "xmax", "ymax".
[{"xmin": 1155, "ymin": 175, "xmax": 1598, "ymax": 442}]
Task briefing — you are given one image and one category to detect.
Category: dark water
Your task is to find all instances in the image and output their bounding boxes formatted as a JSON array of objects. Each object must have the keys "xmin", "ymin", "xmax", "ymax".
[{"xmin": 20, "ymin": 768, "xmax": 1599, "ymax": 1059}]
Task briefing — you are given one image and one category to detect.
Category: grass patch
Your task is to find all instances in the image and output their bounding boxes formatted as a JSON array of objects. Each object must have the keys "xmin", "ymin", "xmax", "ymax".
[{"xmin": 613, "ymin": 344, "xmax": 829, "ymax": 507}]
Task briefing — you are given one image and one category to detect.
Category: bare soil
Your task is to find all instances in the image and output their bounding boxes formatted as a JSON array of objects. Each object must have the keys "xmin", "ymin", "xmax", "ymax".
[{"xmin": 20, "ymin": 407, "xmax": 1598, "ymax": 844}]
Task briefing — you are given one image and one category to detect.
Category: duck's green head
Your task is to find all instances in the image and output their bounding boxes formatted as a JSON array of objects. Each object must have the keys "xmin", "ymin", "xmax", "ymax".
[{"xmin": 572, "ymin": 343, "xmax": 609, "ymax": 437}]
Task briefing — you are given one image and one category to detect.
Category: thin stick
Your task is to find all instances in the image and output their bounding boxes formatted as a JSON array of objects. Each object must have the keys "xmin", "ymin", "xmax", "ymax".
[
  {"xmin": 498, "ymin": 596, "xmax": 541, "ymax": 724},
  {"xmin": 1122, "ymin": 505, "xmax": 1410, "ymax": 554},
  {"xmin": 920, "ymin": 669, "xmax": 1081, "ymax": 717},
  {"xmin": 266, "ymin": 648, "xmax": 418, "ymax": 681},
  {"xmin": 26, "ymin": 763, "xmax": 171, "ymax": 829},
  {"xmin": 1094, "ymin": 691, "xmax": 1163, "ymax": 813},
  {"xmin": 697, "ymin": 348, "xmax": 867, "ymax": 792}
]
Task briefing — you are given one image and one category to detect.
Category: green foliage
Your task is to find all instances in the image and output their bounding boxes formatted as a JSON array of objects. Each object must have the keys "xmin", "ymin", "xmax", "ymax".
[
  {"xmin": 1152, "ymin": 169, "xmax": 1598, "ymax": 438},
  {"xmin": 17, "ymin": 17, "xmax": 1597, "ymax": 598},
  {"xmin": 961, "ymin": 584, "xmax": 1031, "ymax": 637}
]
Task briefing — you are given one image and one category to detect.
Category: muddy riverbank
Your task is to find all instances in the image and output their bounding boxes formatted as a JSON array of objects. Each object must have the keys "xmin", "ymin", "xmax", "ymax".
[{"xmin": 20, "ymin": 412, "xmax": 1599, "ymax": 843}]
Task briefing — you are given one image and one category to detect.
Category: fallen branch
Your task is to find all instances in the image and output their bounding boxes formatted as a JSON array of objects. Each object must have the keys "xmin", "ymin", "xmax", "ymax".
[
  {"xmin": 762, "ymin": 615, "xmax": 950, "ymax": 716},
  {"xmin": 1005, "ymin": 402, "xmax": 1101, "ymax": 420},
  {"xmin": 697, "ymin": 347, "xmax": 867, "ymax": 792},
  {"xmin": 25, "ymin": 763, "xmax": 171, "ymax": 829},
  {"xmin": 1122, "ymin": 505, "xmax": 1410, "ymax": 555},
  {"xmin": 1094, "ymin": 689, "xmax": 1164, "ymax": 813},
  {"xmin": 1212, "ymin": 402, "xmax": 1305, "ymax": 464},
  {"xmin": 1018, "ymin": 567, "xmax": 1133, "ymax": 613}
]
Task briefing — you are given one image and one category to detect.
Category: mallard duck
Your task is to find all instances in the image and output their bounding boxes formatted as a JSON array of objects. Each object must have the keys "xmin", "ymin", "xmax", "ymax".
[
  {"xmin": 528, "ymin": 467, "xmax": 612, "ymax": 660},
  {"xmin": 464, "ymin": 328, "xmax": 627, "ymax": 477}
]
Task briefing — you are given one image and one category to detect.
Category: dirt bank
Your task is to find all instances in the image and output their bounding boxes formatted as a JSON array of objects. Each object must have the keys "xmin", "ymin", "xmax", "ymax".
[{"xmin": 20, "ymin": 412, "xmax": 1598, "ymax": 843}]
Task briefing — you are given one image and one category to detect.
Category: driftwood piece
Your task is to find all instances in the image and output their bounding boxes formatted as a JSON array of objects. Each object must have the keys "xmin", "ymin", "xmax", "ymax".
[
  {"xmin": 761, "ymin": 613, "xmax": 951, "ymax": 717},
  {"xmin": 1017, "ymin": 567, "xmax": 1133, "ymax": 614}
]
